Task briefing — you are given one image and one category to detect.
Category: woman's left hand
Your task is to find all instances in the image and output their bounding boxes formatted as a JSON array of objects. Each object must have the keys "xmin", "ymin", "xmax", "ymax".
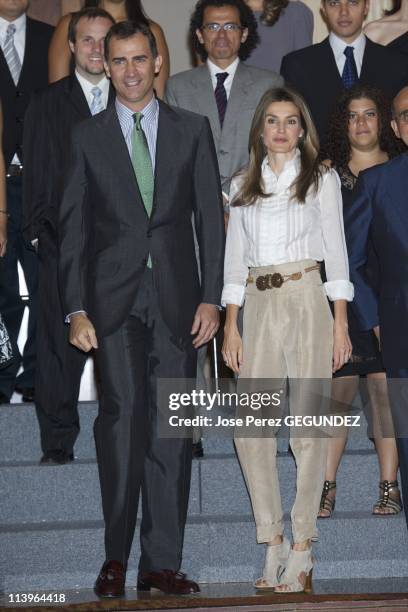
[{"xmin": 332, "ymin": 321, "xmax": 352, "ymax": 373}]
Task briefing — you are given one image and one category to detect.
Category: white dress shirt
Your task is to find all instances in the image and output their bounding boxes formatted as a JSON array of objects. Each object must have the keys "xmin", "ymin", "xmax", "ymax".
[
  {"xmin": 1, "ymin": 13, "xmax": 26, "ymax": 165},
  {"xmin": 329, "ymin": 31, "xmax": 366, "ymax": 77},
  {"xmin": 222, "ymin": 150, "xmax": 354, "ymax": 307},
  {"xmin": 207, "ymin": 57, "xmax": 240, "ymax": 99},
  {"xmin": 0, "ymin": 13, "xmax": 26, "ymax": 63},
  {"xmin": 75, "ymin": 70, "xmax": 110, "ymax": 112}
]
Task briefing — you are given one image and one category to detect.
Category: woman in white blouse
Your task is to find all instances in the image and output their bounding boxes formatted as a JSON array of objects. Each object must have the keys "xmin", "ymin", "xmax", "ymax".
[{"xmin": 222, "ymin": 86, "xmax": 353, "ymax": 593}]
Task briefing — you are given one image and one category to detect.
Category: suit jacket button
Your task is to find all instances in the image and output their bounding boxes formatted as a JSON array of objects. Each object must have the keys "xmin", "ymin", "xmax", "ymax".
[{"xmin": 147, "ymin": 231, "xmax": 152, "ymax": 238}]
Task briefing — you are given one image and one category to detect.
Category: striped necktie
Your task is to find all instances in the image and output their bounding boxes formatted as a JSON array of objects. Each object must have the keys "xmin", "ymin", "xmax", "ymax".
[
  {"xmin": 215, "ymin": 72, "xmax": 228, "ymax": 127},
  {"xmin": 3, "ymin": 24, "xmax": 21, "ymax": 85},
  {"xmin": 90, "ymin": 86, "xmax": 104, "ymax": 115},
  {"xmin": 342, "ymin": 46, "xmax": 358, "ymax": 89}
]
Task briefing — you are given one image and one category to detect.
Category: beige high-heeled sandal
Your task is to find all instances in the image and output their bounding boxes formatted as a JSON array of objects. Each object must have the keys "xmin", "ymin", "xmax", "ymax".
[
  {"xmin": 254, "ymin": 537, "xmax": 290, "ymax": 590},
  {"xmin": 274, "ymin": 547, "xmax": 313, "ymax": 593}
]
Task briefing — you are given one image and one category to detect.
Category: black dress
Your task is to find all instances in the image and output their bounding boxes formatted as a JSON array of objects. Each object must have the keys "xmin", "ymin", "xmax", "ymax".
[
  {"xmin": 333, "ymin": 166, "xmax": 384, "ymax": 378},
  {"xmin": 387, "ymin": 32, "xmax": 408, "ymax": 56}
]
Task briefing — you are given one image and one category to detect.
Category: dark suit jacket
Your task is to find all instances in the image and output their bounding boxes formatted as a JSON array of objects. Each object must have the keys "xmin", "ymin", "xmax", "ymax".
[
  {"xmin": 280, "ymin": 36, "xmax": 408, "ymax": 145},
  {"xmin": 0, "ymin": 17, "xmax": 53, "ymax": 168},
  {"xmin": 59, "ymin": 100, "xmax": 225, "ymax": 340},
  {"xmin": 346, "ymin": 153, "xmax": 408, "ymax": 370},
  {"xmin": 23, "ymin": 74, "xmax": 115, "ymax": 241}
]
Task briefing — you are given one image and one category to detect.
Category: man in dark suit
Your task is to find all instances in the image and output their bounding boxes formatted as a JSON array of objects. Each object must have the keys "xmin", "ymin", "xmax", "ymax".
[
  {"xmin": 281, "ymin": 0, "xmax": 408, "ymax": 146},
  {"xmin": 347, "ymin": 86, "xmax": 408, "ymax": 530},
  {"xmin": 59, "ymin": 21, "xmax": 225, "ymax": 597},
  {"xmin": 23, "ymin": 7, "xmax": 115, "ymax": 465},
  {"xmin": 0, "ymin": 0, "xmax": 53, "ymax": 404}
]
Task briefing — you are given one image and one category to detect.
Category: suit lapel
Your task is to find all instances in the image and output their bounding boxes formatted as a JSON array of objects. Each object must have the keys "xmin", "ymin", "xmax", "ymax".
[
  {"xmin": 317, "ymin": 38, "xmax": 343, "ymax": 92},
  {"xmin": 98, "ymin": 105, "xmax": 147, "ymax": 218},
  {"xmin": 222, "ymin": 63, "xmax": 253, "ymax": 134},
  {"xmin": 190, "ymin": 66, "xmax": 221, "ymax": 142},
  {"xmin": 68, "ymin": 75, "xmax": 91, "ymax": 118},
  {"xmin": 151, "ymin": 101, "xmax": 180, "ymax": 219},
  {"xmin": 17, "ymin": 17, "xmax": 33, "ymax": 87},
  {"xmin": 360, "ymin": 38, "xmax": 378, "ymax": 84}
]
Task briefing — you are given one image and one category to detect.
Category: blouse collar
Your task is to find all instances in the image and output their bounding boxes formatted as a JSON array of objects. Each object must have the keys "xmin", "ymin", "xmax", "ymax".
[{"xmin": 262, "ymin": 148, "xmax": 301, "ymax": 182}]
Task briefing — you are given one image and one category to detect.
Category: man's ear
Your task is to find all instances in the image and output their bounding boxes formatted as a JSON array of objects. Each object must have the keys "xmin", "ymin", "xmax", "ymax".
[
  {"xmin": 104, "ymin": 62, "xmax": 110, "ymax": 79},
  {"xmin": 154, "ymin": 54, "xmax": 163, "ymax": 76},
  {"xmin": 69, "ymin": 40, "xmax": 75, "ymax": 55},
  {"xmin": 196, "ymin": 28, "xmax": 204, "ymax": 45},
  {"xmin": 241, "ymin": 27, "xmax": 248, "ymax": 44},
  {"xmin": 391, "ymin": 119, "xmax": 401, "ymax": 140},
  {"xmin": 364, "ymin": 0, "xmax": 371, "ymax": 19}
]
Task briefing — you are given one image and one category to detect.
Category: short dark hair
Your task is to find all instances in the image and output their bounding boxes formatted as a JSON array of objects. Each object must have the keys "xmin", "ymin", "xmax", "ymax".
[
  {"xmin": 68, "ymin": 7, "xmax": 115, "ymax": 44},
  {"xmin": 190, "ymin": 0, "xmax": 259, "ymax": 62},
  {"xmin": 104, "ymin": 20, "xmax": 158, "ymax": 61}
]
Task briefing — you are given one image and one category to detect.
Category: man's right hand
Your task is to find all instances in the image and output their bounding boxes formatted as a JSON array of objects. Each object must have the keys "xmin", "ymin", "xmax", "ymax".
[{"xmin": 69, "ymin": 313, "xmax": 98, "ymax": 352}]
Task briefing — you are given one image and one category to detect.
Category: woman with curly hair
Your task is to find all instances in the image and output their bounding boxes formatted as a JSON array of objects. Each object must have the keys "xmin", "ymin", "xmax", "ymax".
[
  {"xmin": 244, "ymin": 1, "xmax": 313, "ymax": 72},
  {"xmin": 48, "ymin": 0, "xmax": 170, "ymax": 97},
  {"xmin": 318, "ymin": 84, "xmax": 404, "ymax": 519},
  {"xmin": 364, "ymin": 0, "xmax": 408, "ymax": 55}
]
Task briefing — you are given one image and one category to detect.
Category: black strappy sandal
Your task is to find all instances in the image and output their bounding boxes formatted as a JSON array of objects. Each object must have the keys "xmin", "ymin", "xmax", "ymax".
[
  {"xmin": 372, "ymin": 480, "xmax": 402, "ymax": 515},
  {"xmin": 318, "ymin": 480, "xmax": 336, "ymax": 518}
]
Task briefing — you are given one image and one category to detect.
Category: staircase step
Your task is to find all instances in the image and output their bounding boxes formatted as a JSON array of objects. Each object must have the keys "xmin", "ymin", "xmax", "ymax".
[
  {"xmin": 1, "ymin": 513, "xmax": 407, "ymax": 591},
  {"xmin": 0, "ymin": 461, "xmax": 200, "ymax": 524},
  {"xmin": 2, "ymin": 448, "xmax": 387, "ymax": 524},
  {"xmin": 0, "ymin": 403, "xmax": 374, "ymax": 463}
]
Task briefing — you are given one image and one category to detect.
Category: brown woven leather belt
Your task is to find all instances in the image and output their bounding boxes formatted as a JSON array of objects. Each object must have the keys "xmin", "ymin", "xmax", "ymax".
[
  {"xmin": 248, "ymin": 264, "xmax": 320, "ymax": 291},
  {"xmin": 6, "ymin": 164, "xmax": 23, "ymax": 178}
]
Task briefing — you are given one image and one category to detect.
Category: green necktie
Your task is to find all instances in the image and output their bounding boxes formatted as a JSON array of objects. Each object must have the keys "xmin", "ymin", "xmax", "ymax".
[{"xmin": 132, "ymin": 112, "xmax": 154, "ymax": 266}]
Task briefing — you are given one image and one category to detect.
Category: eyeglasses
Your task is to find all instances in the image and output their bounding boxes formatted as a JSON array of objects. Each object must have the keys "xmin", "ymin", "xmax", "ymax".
[
  {"xmin": 396, "ymin": 110, "xmax": 408, "ymax": 124},
  {"xmin": 201, "ymin": 23, "xmax": 244, "ymax": 33}
]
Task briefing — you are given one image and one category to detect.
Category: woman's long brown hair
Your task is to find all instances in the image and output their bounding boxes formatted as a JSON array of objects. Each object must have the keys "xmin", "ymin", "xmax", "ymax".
[{"xmin": 232, "ymin": 87, "xmax": 322, "ymax": 207}]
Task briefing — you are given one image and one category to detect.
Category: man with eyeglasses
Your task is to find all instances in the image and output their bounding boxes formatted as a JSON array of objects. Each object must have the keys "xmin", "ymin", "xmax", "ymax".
[
  {"xmin": 281, "ymin": 0, "xmax": 408, "ymax": 147},
  {"xmin": 166, "ymin": 0, "xmax": 282, "ymax": 204},
  {"xmin": 347, "ymin": 85, "xmax": 408, "ymax": 531},
  {"xmin": 166, "ymin": 0, "xmax": 282, "ymax": 457}
]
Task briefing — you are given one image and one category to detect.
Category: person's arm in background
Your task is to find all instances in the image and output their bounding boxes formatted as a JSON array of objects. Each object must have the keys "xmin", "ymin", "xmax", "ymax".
[
  {"xmin": 48, "ymin": 13, "xmax": 72, "ymax": 83},
  {"xmin": 0, "ymin": 103, "xmax": 7, "ymax": 257},
  {"xmin": 150, "ymin": 21, "xmax": 170, "ymax": 99}
]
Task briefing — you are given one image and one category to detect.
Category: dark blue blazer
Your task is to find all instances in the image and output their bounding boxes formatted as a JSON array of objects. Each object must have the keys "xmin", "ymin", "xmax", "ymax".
[{"xmin": 346, "ymin": 152, "xmax": 408, "ymax": 370}]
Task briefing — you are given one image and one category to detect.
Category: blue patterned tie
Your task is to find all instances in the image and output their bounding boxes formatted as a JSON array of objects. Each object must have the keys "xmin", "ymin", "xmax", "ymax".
[
  {"xmin": 3, "ymin": 24, "xmax": 21, "ymax": 85},
  {"xmin": 342, "ymin": 46, "xmax": 358, "ymax": 89},
  {"xmin": 90, "ymin": 86, "xmax": 104, "ymax": 115},
  {"xmin": 215, "ymin": 72, "xmax": 228, "ymax": 127}
]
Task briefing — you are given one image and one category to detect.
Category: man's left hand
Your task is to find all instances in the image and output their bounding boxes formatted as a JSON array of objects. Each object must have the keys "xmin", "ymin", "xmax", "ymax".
[{"xmin": 191, "ymin": 303, "xmax": 220, "ymax": 348}]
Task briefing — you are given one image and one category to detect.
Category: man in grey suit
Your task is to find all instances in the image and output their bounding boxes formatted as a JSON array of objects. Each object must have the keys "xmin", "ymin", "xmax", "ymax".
[{"xmin": 165, "ymin": 0, "xmax": 283, "ymax": 201}]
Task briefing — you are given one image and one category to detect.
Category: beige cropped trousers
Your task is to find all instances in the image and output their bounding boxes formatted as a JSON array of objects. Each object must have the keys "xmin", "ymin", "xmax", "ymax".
[{"xmin": 234, "ymin": 260, "xmax": 333, "ymax": 543}]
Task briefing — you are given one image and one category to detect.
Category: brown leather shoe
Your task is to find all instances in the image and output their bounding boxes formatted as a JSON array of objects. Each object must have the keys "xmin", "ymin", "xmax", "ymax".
[
  {"xmin": 94, "ymin": 560, "xmax": 125, "ymax": 598},
  {"xmin": 137, "ymin": 569, "xmax": 200, "ymax": 594}
]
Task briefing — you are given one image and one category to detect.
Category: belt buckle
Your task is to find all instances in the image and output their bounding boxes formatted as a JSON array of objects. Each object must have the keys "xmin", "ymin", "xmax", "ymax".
[
  {"xmin": 256, "ymin": 275, "xmax": 267, "ymax": 291},
  {"xmin": 271, "ymin": 273, "xmax": 284, "ymax": 288}
]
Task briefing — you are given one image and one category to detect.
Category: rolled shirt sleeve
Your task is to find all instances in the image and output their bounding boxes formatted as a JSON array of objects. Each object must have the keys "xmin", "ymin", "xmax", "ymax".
[{"xmin": 320, "ymin": 169, "xmax": 354, "ymax": 302}]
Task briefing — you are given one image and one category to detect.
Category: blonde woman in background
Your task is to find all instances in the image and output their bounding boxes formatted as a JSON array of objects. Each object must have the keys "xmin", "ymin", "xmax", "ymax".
[
  {"xmin": 222, "ymin": 86, "xmax": 353, "ymax": 593},
  {"xmin": 48, "ymin": 0, "xmax": 170, "ymax": 97}
]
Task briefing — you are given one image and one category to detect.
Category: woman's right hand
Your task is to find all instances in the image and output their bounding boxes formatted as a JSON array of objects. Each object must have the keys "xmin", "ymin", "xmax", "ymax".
[{"xmin": 222, "ymin": 325, "xmax": 243, "ymax": 374}]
